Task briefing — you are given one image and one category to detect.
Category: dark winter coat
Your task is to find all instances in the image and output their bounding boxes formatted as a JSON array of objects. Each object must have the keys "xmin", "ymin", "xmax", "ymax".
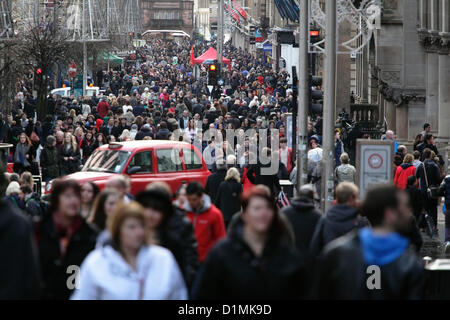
[
  {"xmin": 40, "ymin": 145, "xmax": 60, "ymax": 180},
  {"xmin": 282, "ymin": 197, "xmax": 322, "ymax": 259},
  {"xmin": 60, "ymin": 144, "xmax": 81, "ymax": 174},
  {"xmin": 205, "ymin": 169, "xmax": 227, "ymax": 204},
  {"xmin": 35, "ymin": 213, "xmax": 97, "ymax": 299},
  {"xmin": 135, "ymin": 127, "xmax": 153, "ymax": 140},
  {"xmin": 214, "ymin": 179, "xmax": 243, "ymax": 225},
  {"xmin": 193, "ymin": 216, "xmax": 307, "ymax": 300},
  {"xmin": 312, "ymin": 230, "xmax": 424, "ymax": 299},
  {"xmin": 310, "ymin": 204, "xmax": 368, "ymax": 257},
  {"xmin": 0, "ymin": 200, "xmax": 41, "ymax": 299},
  {"xmin": 81, "ymin": 138, "xmax": 96, "ymax": 159},
  {"xmin": 159, "ymin": 208, "xmax": 199, "ymax": 289},
  {"xmin": 415, "ymin": 160, "xmax": 441, "ymax": 195},
  {"xmin": 246, "ymin": 162, "xmax": 281, "ymax": 199},
  {"xmin": 156, "ymin": 128, "xmax": 170, "ymax": 140}
]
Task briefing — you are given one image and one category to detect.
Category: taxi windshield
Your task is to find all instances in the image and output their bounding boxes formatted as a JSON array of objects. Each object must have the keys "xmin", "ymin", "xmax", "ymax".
[{"xmin": 82, "ymin": 149, "xmax": 131, "ymax": 173}]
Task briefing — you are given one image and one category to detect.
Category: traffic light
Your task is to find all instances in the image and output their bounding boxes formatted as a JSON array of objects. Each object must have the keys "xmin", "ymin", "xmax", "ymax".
[
  {"xmin": 310, "ymin": 28, "xmax": 321, "ymax": 43},
  {"xmin": 309, "ymin": 75, "xmax": 323, "ymax": 116},
  {"xmin": 36, "ymin": 68, "xmax": 42, "ymax": 75},
  {"xmin": 208, "ymin": 60, "xmax": 218, "ymax": 86}
]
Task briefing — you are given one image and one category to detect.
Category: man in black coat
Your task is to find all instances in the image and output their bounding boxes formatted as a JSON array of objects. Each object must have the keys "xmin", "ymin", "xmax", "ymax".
[
  {"xmin": 312, "ymin": 185, "xmax": 425, "ymax": 299},
  {"xmin": 205, "ymin": 161, "xmax": 227, "ymax": 203},
  {"xmin": 310, "ymin": 182, "xmax": 368, "ymax": 257},
  {"xmin": 135, "ymin": 124, "xmax": 153, "ymax": 140},
  {"xmin": 0, "ymin": 171, "xmax": 41, "ymax": 299},
  {"xmin": 246, "ymin": 148, "xmax": 281, "ymax": 199},
  {"xmin": 282, "ymin": 185, "xmax": 322, "ymax": 259},
  {"xmin": 415, "ymin": 148, "xmax": 442, "ymax": 232},
  {"xmin": 156, "ymin": 122, "xmax": 170, "ymax": 140},
  {"xmin": 416, "ymin": 134, "xmax": 439, "ymax": 160}
]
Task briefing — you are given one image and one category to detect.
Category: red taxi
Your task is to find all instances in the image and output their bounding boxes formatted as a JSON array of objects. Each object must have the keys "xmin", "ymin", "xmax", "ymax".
[{"xmin": 51, "ymin": 140, "xmax": 210, "ymax": 195}]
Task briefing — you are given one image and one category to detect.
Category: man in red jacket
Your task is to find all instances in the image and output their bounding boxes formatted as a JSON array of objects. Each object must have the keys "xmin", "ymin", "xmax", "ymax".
[
  {"xmin": 185, "ymin": 181, "xmax": 226, "ymax": 263},
  {"xmin": 97, "ymin": 98, "xmax": 110, "ymax": 119}
]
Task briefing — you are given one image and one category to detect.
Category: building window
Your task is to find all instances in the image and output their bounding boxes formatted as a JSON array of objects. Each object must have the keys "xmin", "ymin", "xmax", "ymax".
[{"xmin": 153, "ymin": 11, "xmax": 180, "ymax": 20}]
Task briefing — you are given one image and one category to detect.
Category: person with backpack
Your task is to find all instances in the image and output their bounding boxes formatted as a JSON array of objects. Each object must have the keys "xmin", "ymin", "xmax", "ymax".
[
  {"xmin": 310, "ymin": 182, "xmax": 368, "ymax": 257},
  {"xmin": 20, "ymin": 185, "xmax": 46, "ymax": 220}
]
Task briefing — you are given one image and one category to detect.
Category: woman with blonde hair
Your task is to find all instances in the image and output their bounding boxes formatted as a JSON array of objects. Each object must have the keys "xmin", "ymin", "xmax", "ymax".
[
  {"xmin": 214, "ymin": 167, "xmax": 243, "ymax": 228},
  {"xmin": 119, "ymin": 129, "xmax": 131, "ymax": 142},
  {"xmin": 19, "ymin": 171, "xmax": 34, "ymax": 190},
  {"xmin": 69, "ymin": 109, "xmax": 80, "ymax": 124},
  {"xmin": 60, "ymin": 132, "xmax": 81, "ymax": 176},
  {"xmin": 393, "ymin": 153, "xmax": 416, "ymax": 190},
  {"xmin": 71, "ymin": 201, "xmax": 187, "ymax": 300}
]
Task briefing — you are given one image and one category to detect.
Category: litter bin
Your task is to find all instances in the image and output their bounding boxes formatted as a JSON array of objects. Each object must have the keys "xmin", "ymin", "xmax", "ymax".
[
  {"xmin": 424, "ymin": 259, "xmax": 450, "ymax": 299},
  {"xmin": 280, "ymin": 180, "xmax": 294, "ymax": 199}
]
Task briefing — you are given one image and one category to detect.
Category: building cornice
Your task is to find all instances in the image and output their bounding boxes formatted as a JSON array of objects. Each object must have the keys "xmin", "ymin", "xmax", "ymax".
[{"xmin": 418, "ymin": 29, "xmax": 450, "ymax": 53}]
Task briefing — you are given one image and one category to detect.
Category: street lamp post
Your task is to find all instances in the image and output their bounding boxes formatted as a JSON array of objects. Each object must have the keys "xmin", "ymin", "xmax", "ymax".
[
  {"xmin": 297, "ymin": 0, "xmax": 310, "ymax": 196},
  {"xmin": 217, "ymin": 0, "xmax": 224, "ymax": 76},
  {"xmin": 321, "ymin": 0, "xmax": 337, "ymax": 211}
]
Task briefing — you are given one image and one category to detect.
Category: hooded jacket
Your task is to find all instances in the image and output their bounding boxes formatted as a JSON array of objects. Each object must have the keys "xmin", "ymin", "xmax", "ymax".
[
  {"xmin": 394, "ymin": 163, "xmax": 416, "ymax": 190},
  {"xmin": 310, "ymin": 204, "xmax": 368, "ymax": 257},
  {"xmin": 193, "ymin": 215, "xmax": 307, "ymax": 299},
  {"xmin": 71, "ymin": 245, "xmax": 187, "ymax": 300},
  {"xmin": 185, "ymin": 194, "xmax": 226, "ymax": 263},
  {"xmin": 312, "ymin": 229, "xmax": 424, "ymax": 299}
]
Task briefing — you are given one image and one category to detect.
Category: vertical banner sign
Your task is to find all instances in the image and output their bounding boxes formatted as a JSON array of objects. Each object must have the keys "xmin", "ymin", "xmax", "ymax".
[{"xmin": 356, "ymin": 140, "xmax": 394, "ymax": 198}]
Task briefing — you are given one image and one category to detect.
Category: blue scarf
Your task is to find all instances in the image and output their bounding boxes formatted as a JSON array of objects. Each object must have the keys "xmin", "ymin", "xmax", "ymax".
[{"xmin": 358, "ymin": 227, "xmax": 409, "ymax": 266}]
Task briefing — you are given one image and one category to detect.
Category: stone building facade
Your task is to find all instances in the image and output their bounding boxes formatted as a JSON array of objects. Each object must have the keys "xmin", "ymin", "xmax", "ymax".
[
  {"xmin": 354, "ymin": 0, "xmax": 449, "ymax": 144},
  {"xmin": 140, "ymin": 0, "xmax": 194, "ymax": 34}
]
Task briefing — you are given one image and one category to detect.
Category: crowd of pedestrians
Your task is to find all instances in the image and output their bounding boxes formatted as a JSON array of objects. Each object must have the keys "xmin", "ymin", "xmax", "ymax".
[{"xmin": 0, "ymin": 38, "xmax": 448, "ymax": 300}]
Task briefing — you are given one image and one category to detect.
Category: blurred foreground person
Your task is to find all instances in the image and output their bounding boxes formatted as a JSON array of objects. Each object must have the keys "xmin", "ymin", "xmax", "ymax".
[
  {"xmin": 71, "ymin": 202, "xmax": 187, "ymax": 300},
  {"xmin": 281, "ymin": 184, "xmax": 321, "ymax": 260},
  {"xmin": 313, "ymin": 185, "xmax": 424, "ymax": 299},
  {"xmin": 136, "ymin": 185, "xmax": 198, "ymax": 291},
  {"xmin": 310, "ymin": 182, "xmax": 367, "ymax": 257},
  {"xmin": 194, "ymin": 188, "xmax": 307, "ymax": 299},
  {"xmin": 35, "ymin": 179, "xmax": 97, "ymax": 299},
  {"xmin": 0, "ymin": 171, "xmax": 41, "ymax": 299},
  {"xmin": 88, "ymin": 189, "xmax": 122, "ymax": 248},
  {"xmin": 80, "ymin": 181, "xmax": 100, "ymax": 220}
]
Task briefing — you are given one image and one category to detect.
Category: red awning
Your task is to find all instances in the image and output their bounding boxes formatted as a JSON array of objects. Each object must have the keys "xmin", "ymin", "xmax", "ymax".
[{"xmin": 193, "ymin": 47, "xmax": 231, "ymax": 71}]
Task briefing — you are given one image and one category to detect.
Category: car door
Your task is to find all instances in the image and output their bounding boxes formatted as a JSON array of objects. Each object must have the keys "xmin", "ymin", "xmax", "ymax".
[
  {"xmin": 127, "ymin": 150, "xmax": 156, "ymax": 195},
  {"xmin": 180, "ymin": 146, "xmax": 210, "ymax": 188},
  {"xmin": 154, "ymin": 147, "xmax": 185, "ymax": 194}
]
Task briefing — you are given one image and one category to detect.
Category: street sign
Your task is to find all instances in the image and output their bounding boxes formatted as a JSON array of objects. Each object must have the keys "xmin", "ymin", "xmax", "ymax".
[
  {"xmin": 355, "ymin": 140, "xmax": 394, "ymax": 198},
  {"xmin": 68, "ymin": 62, "xmax": 77, "ymax": 78}
]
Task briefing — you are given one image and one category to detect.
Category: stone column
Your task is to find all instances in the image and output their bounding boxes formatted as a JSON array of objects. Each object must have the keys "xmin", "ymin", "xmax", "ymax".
[
  {"xmin": 360, "ymin": 44, "xmax": 369, "ymax": 103},
  {"xmin": 430, "ymin": 0, "xmax": 440, "ymax": 32},
  {"xmin": 441, "ymin": 0, "xmax": 449, "ymax": 33},
  {"xmin": 438, "ymin": 53, "xmax": 450, "ymax": 141},
  {"xmin": 396, "ymin": 104, "xmax": 408, "ymax": 141},
  {"xmin": 385, "ymin": 100, "xmax": 396, "ymax": 132},
  {"xmin": 336, "ymin": 20, "xmax": 351, "ymax": 111},
  {"xmin": 426, "ymin": 52, "xmax": 440, "ymax": 133},
  {"xmin": 419, "ymin": 0, "xmax": 428, "ymax": 30}
]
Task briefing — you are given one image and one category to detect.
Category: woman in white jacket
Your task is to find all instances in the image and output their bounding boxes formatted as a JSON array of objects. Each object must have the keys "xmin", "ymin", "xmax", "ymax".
[{"xmin": 71, "ymin": 202, "xmax": 187, "ymax": 300}]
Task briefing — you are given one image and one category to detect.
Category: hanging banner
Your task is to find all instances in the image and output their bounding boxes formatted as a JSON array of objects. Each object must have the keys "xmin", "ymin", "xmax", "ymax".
[
  {"xmin": 225, "ymin": 4, "xmax": 240, "ymax": 23},
  {"xmin": 232, "ymin": 0, "xmax": 247, "ymax": 19}
]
